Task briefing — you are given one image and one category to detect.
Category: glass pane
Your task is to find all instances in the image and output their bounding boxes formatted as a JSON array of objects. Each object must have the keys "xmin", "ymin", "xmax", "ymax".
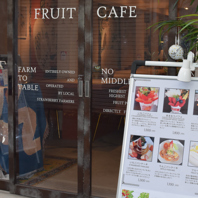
[
  {"xmin": 178, "ymin": 0, "xmax": 197, "ymax": 62},
  {"xmin": 16, "ymin": 0, "xmax": 78, "ymax": 194},
  {"xmin": 178, "ymin": 0, "xmax": 197, "ymax": 16},
  {"xmin": 0, "ymin": 0, "xmax": 9, "ymax": 181},
  {"xmin": 92, "ymin": 1, "xmax": 169, "ymax": 197}
]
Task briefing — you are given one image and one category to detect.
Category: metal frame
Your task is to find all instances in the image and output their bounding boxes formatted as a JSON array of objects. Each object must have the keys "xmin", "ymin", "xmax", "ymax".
[
  {"xmin": 2, "ymin": 0, "xmax": 93, "ymax": 197},
  {"xmin": 78, "ymin": 0, "xmax": 86, "ymax": 196},
  {"xmin": 131, "ymin": 60, "xmax": 198, "ymax": 75},
  {"xmin": 83, "ymin": 0, "xmax": 92, "ymax": 196},
  {"xmin": 78, "ymin": 0, "xmax": 93, "ymax": 196},
  {"xmin": 7, "ymin": 0, "xmax": 18, "ymax": 194},
  {"xmin": 2, "ymin": 0, "xmax": 182, "ymax": 197},
  {"xmin": 116, "ymin": 74, "xmax": 135, "ymax": 198},
  {"xmin": 116, "ymin": 73, "xmax": 198, "ymax": 198}
]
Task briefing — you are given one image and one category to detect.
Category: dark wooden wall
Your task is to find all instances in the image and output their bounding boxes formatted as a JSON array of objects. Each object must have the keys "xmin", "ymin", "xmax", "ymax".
[{"xmin": 0, "ymin": 0, "xmax": 7, "ymax": 54}]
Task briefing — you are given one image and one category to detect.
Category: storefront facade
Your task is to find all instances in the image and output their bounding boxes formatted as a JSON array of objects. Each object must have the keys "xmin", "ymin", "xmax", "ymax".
[{"xmin": 0, "ymin": 0, "xmax": 195, "ymax": 197}]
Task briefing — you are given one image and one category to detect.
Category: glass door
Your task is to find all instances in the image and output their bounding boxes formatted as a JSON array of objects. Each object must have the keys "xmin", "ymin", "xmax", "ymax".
[
  {"xmin": 91, "ymin": 1, "xmax": 169, "ymax": 197},
  {"xmin": 4, "ymin": 0, "xmax": 92, "ymax": 197},
  {"xmin": 16, "ymin": 0, "xmax": 79, "ymax": 194}
]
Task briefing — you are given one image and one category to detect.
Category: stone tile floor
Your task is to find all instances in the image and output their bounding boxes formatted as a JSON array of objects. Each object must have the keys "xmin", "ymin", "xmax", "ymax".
[
  {"xmin": 0, "ymin": 131, "xmax": 123, "ymax": 198},
  {"xmin": 0, "ymin": 190, "xmax": 28, "ymax": 198}
]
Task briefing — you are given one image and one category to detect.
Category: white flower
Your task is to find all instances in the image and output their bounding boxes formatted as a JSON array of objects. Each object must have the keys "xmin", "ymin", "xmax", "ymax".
[{"xmin": 165, "ymin": 89, "xmax": 181, "ymax": 97}]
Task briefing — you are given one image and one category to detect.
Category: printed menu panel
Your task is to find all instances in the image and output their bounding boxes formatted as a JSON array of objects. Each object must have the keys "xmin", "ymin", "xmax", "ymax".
[{"xmin": 117, "ymin": 77, "xmax": 198, "ymax": 198}]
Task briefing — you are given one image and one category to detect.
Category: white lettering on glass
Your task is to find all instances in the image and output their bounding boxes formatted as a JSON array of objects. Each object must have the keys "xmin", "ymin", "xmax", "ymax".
[
  {"xmin": 129, "ymin": 6, "xmax": 137, "ymax": 18},
  {"xmin": 97, "ymin": 6, "xmax": 137, "ymax": 18},
  {"xmin": 34, "ymin": 8, "xmax": 41, "ymax": 19},
  {"xmin": 62, "ymin": 8, "xmax": 66, "ymax": 19},
  {"xmin": 50, "ymin": 8, "xmax": 60, "ymax": 19},
  {"xmin": 42, "ymin": 8, "xmax": 50, "ymax": 19},
  {"xmin": 34, "ymin": 8, "xmax": 77, "ymax": 19},
  {"xmin": 97, "ymin": 6, "xmax": 107, "ymax": 18},
  {"xmin": 66, "ymin": 8, "xmax": 76, "ymax": 19},
  {"xmin": 108, "ymin": 6, "xmax": 118, "ymax": 18},
  {"xmin": 101, "ymin": 68, "xmax": 114, "ymax": 75},
  {"xmin": 120, "ymin": 6, "xmax": 128, "ymax": 18}
]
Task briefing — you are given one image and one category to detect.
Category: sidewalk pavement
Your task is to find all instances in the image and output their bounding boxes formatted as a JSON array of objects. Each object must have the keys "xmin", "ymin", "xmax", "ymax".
[{"xmin": 0, "ymin": 190, "xmax": 28, "ymax": 198}]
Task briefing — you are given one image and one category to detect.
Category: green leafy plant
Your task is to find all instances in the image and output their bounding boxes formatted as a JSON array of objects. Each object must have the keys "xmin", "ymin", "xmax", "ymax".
[
  {"xmin": 148, "ymin": 1, "xmax": 198, "ymax": 60},
  {"xmin": 149, "ymin": 15, "xmax": 198, "ymax": 59}
]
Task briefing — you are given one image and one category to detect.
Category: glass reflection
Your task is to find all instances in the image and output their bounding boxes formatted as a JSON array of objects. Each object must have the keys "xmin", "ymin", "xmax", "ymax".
[
  {"xmin": 16, "ymin": 0, "xmax": 78, "ymax": 194},
  {"xmin": 92, "ymin": 0, "xmax": 169, "ymax": 197}
]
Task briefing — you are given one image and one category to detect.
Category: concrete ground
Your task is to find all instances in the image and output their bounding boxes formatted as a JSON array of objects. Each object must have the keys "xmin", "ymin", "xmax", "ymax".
[
  {"xmin": 0, "ymin": 131, "xmax": 123, "ymax": 198},
  {"xmin": 0, "ymin": 191, "xmax": 28, "ymax": 198}
]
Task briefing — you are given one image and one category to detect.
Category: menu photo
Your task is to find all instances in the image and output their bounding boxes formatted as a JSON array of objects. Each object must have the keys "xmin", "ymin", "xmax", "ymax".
[
  {"xmin": 128, "ymin": 135, "xmax": 154, "ymax": 162},
  {"xmin": 193, "ymin": 90, "xmax": 198, "ymax": 115},
  {"xmin": 163, "ymin": 88, "xmax": 189, "ymax": 114},
  {"xmin": 188, "ymin": 141, "xmax": 198, "ymax": 167},
  {"xmin": 158, "ymin": 138, "xmax": 184, "ymax": 165},
  {"xmin": 134, "ymin": 87, "xmax": 159, "ymax": 112},
  {"xmin": 122, "ymin": 189, "xmax": 149, "ymax": 198}
]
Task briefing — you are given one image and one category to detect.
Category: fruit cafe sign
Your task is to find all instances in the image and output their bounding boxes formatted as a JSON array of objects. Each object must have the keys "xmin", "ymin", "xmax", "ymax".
[{"xmin": 117, "ymin": 75, "xmax": 198, "ymax": 198}]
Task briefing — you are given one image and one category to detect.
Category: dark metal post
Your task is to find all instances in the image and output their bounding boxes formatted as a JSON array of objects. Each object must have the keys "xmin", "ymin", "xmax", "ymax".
[
  {"xmin": 78, "ymin": 0, "xmax": 92, "ymax": 197},
  {"xmin": 84, "ymin": 0, "xmax": 92, "ymax": 197},
  {"xmin": 7, "ymin": 0, "xmax": 18, "ymax": 193},
  {"xmin": 78, "ymin": 0, "xmax": 85, "ymax": 197},
  {"xmin": 168, "ymin": 0, "xmax": 177, "ymax": 75}
]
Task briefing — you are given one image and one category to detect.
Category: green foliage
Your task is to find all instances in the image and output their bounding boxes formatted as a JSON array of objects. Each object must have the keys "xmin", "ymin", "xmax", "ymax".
[
  {"xmin": 173, "ymin": 0, "xmax": 198, "ymax": 12},
  {"xmin": 150, "ymin": 0, "xmax": 198, "ymax": 60},
  {"xmin": 148, "ymin": 14, "xmax": 198, "ymax": 60}
]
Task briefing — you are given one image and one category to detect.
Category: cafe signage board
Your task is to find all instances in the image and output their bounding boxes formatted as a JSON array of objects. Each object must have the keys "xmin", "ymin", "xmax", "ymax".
[{"xmin": 117, "ymin": 74, "xmax": 198, "ymax": 198}]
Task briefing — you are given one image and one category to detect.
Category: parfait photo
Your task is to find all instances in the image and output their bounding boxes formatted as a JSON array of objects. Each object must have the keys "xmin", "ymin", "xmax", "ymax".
[
  {"xmin": 134, "ymin": 87, "xmax": 159, "ymax": 112},
  {"xmin": 163, "ymin": 88, "xmax": 189, "ymax": 114},
  {"xmin": 193, "ymin": 90, "xmax": 198, "ymax": 115}
]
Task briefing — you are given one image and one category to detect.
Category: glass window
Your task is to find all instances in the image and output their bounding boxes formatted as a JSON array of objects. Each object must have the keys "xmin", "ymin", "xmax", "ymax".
[
  {"xmin": 0, "ymin": 0, "xmax": 9, "ymax": 181},
  {"xmin": 92, "ymin": 1, "xmax": 169, "ymax": 197},
  {"xmin": 16, "ymin": 0, "xmax": 78, "ymax": 194}
]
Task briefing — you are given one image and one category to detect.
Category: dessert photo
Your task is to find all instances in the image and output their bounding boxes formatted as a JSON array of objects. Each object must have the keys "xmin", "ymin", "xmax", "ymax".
[
  {"xmin": 158, "ymin": 138, "xmax": 184, "ymax": 165},
  {"xmin": 193, "ymin": 90, "xmax": 198, "ymax": 115},
  {"xmin": 122, "ymin": 189, "xmax": 134, "ymax": 198},
  {"xmin": 134, "ymin": 87, "xmax": 159, "ymax": 112},
  {"xmin": 128, "ymin": 135, "xmax": 154, "ymax": 162},
  {"xmin": 188, "ymin": 141, "xmax": 198, "ymax": 167},
  {"xmin": 163, "ymin": 88, "xmax": 189, "ymax": 114}
]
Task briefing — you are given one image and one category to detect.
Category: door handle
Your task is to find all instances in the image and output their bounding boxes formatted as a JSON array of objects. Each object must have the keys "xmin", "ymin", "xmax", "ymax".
[
  {"xmin": 85, "ymin": 81, "xmax": 89, "ymax": 98},
  {"xmin": 78, "ymin": 80, "xmax": 83, "ymax": 97}
]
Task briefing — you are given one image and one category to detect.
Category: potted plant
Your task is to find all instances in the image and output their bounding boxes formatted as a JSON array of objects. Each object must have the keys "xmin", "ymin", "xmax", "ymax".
[{"xmin": 149, "ymin": 0, "xmax": 198, "ymax": 60}]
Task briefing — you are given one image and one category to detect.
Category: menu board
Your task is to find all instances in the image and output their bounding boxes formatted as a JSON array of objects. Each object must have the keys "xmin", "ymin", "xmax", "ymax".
[{"xmin": 117, "ymin": 75, "xmax": 198, "ymax": 198}]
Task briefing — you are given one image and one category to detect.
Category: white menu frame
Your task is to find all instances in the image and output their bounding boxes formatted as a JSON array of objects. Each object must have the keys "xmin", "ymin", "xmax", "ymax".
[{"xmin": 116, "ymin": 74, "xmax": 198, "ymax": 198}]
